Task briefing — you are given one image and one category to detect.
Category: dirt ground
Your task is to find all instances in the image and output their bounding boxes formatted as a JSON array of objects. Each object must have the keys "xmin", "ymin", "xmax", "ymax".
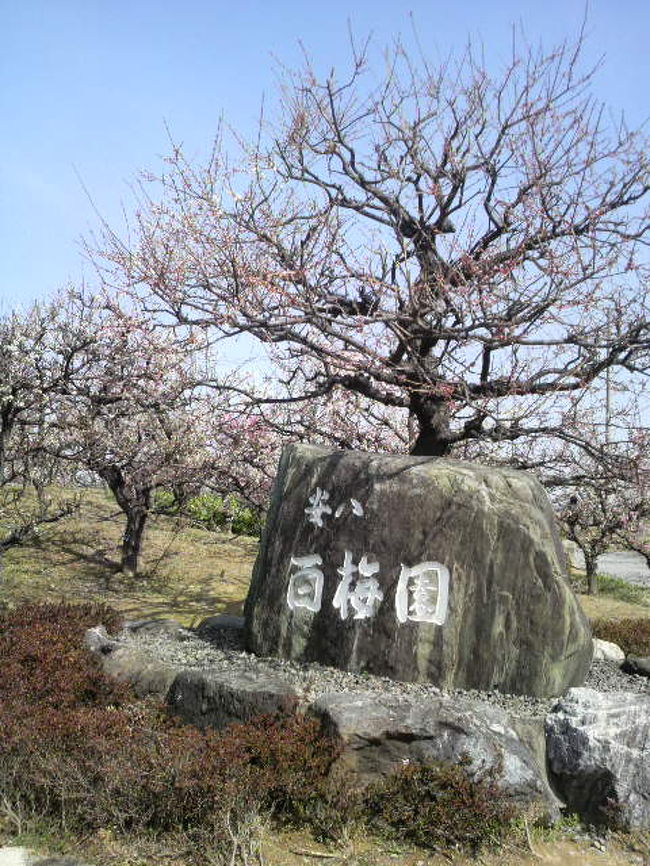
[{"xmin": 257, "ymin": 828, "xmax": 649, "ymax": 866}]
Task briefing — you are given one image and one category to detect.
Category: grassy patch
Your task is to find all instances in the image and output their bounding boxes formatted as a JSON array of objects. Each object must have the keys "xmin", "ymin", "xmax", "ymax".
[
  {"xmin": 570, "ymin": 566, "xmax": 650, "ymax": 623},
  {"xmin": 592, "ymin": 573, "xmax": 650, "ymax": 607},
  {"xmin": 0, "ymin": 487, "xmax": 257, "ymax": 625}
]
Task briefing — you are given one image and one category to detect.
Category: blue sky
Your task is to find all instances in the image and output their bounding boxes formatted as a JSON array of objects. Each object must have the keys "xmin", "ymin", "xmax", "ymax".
[{"xmin": 1, "ymin": 0, "xmax": 648, "ymax": 311}]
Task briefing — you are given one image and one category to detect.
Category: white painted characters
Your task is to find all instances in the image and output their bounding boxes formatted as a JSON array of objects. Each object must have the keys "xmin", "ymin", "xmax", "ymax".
[
  {"xmin": 287, "ymin": 550, "xmax": 449, "ymax": 624},
  {"xmin": 304, "ymin": 487, "xmax": 332, "ymax": 528},
  {"xmin": 395, "ymin": 562, "xmax": 450, "ymax": 625},
  {"xmin": 293, "ymin": 488, "xmax": 450, "ymax": 625},
  {"xmin": 306, "ymin": 488, "xmax": 364, "ymax": 524},
  {"xmin": 333, "ymin": 551, "xmax": 383, "ymax": 620},
  {"xmin": 286, "ymin": 554, "xmax": 324, "ymax": 612}
]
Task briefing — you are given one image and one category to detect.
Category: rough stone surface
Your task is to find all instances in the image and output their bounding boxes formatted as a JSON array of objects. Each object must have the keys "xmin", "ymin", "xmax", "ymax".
[
  {"xmin": 592, "ymin": 638, "xmax": 626, "ymax": 663},
  {"xmin": 83, "ymin": 624, "xmax": 118, "ymax": 655},
  {"xmin": 101, "ymin": 647, "xmax": 179, "ymax": 698},
  {"xmin": 545, "ymin": 687, "xmax": 650, "ymax": 828},
  {"xmin": 194, "ymin": 614, "xmax": 245, "ymax": 647},
  {"xmin": 312, "ymin": 690, "xmax": 560, "ymax": 818},
  {"xmin": 85, "ymin": 626, "xmax": 178, "ymax": 699},
  {"xmin": 167, "ymin": 668, "xmax": 301, "ymax": 729},
  {"xmin": 245, "ymin": 444, "xmax": 592, "ymax": 698},
  {"xmin": 621, "ymin": 656, "xmax": 650, "ymax": 678},
  {"xmin": 119, "ymin": 617, "xmax": 192, "ymax": 640}
]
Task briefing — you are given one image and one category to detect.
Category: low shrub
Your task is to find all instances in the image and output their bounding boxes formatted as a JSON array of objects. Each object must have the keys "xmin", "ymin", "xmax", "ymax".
[
  {"xmin": 185, "ymin": 492, "xmax": 230, "ymax": 531},
  {"xmin": 186, "ymin": 493, "xmax": 263, "ymax": 537},
  {"xmin": 0, "ymin": 601, "xmax": 523, "ymax": 861},
  {"xmin": 362, "ymin": 759, "xmax": 518, "ymax": 855},
  {"xmin": 0, "ymin": 602, "xmax": 342, "ymax": 854},
  {"xmin": 227, "ymin": 497, "xmax": 264, "ymax": 537},
  {"xmin": 0, "ymin": 601, "xmax": 130, "ymax": 710},
  {"xmin": 153, "ymin": 489, "xmax": 263, "ymax": 537},
  {"xmin": 592, "ymin": 617, "xmax": 650, "ymax": 656},
  {"xmin": 152, "ymin": 488, "xmax": 179, "ymax": 515}
]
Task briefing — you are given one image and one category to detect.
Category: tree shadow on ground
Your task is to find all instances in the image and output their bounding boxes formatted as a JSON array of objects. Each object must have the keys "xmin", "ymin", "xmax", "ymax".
[{"xmin": 0, "ymin": 506, "xmax": 256, "ymax": 625}]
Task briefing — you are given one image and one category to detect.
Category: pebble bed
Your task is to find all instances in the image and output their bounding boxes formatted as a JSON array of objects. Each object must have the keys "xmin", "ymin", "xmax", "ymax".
[{"xmin": 113, "ymin": 621, "xmax": 649, "ymax": 719}]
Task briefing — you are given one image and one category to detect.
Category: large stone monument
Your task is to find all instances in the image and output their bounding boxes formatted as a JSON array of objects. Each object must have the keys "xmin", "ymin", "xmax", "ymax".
[{"xmin": 244, "ymin": 444, "xmax": 592, "ymax": 698}]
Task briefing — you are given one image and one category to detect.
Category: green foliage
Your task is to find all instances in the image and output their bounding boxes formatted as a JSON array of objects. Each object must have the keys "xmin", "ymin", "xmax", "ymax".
[
  {"xmin": 592, "ymin": 617, "xmax": 650, "ymax": 656},
  {"xmin": 227, "ymin": 496, "xmax": 264, "ymax": 537},
  {"xmin": 362, "ymin": 759, "xmax": 518, "ymax": 855},
  {"xmin": 153, "ymin": 489, "xmax": 263, "ymax": 537},
  {"xmin": 185, "ymin": 492, "xmax": 230, "ymax": 530},
  {"xmin": 152, "ymin": 488, "xmax": 179, "ymax": 515},
  {"xmin": 592, "ymin": 574, "xmax": 650, "ymax": 607}
]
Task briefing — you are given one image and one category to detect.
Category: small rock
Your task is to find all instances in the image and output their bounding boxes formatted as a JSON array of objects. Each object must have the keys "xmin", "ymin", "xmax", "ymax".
[
  {"xmin": 83, "ymin": 625, "xmax": 119, "ymax": 656},
  {"xmin": 0, "ymin": 851, "xmax": 90, "ymax": 866},
  {"xmin": 592, "ymin": 638, "xmax": 625, "ymax": 663},
  {"xmin": 621, "ymin": 656, "xmax": 650, "ymax": 678},
  {"xmin": 0, "ymin": 849, "xmax": 28, "ymax": 866}
]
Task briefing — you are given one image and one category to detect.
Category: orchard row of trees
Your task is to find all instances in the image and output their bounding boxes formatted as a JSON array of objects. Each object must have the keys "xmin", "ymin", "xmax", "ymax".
[
  {"xmin": 0, "ymin": 291, "xmax": 277, "ymax": 574},
  {"xmin": 4, "ymin": 29, "xmax": 650, "ymax": 586}
]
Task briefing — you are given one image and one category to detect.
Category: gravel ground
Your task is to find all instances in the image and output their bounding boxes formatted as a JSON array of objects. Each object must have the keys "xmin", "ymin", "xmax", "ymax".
[{"xmin": 111, "ymin": 620, "xmax": 649, "ymax": 719}]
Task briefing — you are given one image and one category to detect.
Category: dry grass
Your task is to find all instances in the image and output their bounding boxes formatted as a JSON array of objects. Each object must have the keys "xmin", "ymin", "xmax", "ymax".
[
  {"xmin": 5, "ymin": 823, "xmax": 648, "ymax": 866},
  {"xmin": 0, "ymin": 488, "xmax": 257, "ymax": 625},
  {"xmin": 578, "ymin": 594, "xmax": 650, "ymax": 622}
]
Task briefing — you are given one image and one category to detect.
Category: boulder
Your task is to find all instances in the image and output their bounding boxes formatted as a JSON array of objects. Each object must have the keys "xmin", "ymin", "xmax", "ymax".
[
  {"xmin": 545, "ymin": 687, "xmax": 650, "ymax": 828},
  {"xmin": 592, "ymin": 638, "xmax": 625, "ymax": 663},
  {"xmin": 245, "ymin": 444, "xmax": 592, "ymax": 698},
  {"xmin": 312, "ymin": 690, "xmax": 560, "ymax": 818},
  {"xmin": 85, "ymin": 626, "xmax": 178, "ymax": 699},
  {"xmin": 167, "ymin": 668, "xmax": 301, "ymax": 729}
]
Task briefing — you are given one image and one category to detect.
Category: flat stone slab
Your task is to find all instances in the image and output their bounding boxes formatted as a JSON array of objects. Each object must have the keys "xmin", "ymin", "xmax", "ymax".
[
  {"xmin": 312, "ymin": 690, "xmax": 560, "ymax": 819},
  {"xmin": 167, "ymin": 668, "xmax": 301, "ymax": 729}
]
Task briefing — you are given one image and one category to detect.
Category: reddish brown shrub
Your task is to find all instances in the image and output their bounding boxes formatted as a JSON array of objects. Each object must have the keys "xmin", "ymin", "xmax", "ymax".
[
  {"xmin": 0, "ymin": 602, "xmax": 343, "ymax": 843},
  {"xmin": 0, "ymin": 601, "xmax": 130, "ymax": 709},
  {"xmin": 592, "ymin": 617, "xmax": 650, "ymax": 656},
  {"xmin": 363, "ymin": 759, "xmax": 518, "ymax": 854}
]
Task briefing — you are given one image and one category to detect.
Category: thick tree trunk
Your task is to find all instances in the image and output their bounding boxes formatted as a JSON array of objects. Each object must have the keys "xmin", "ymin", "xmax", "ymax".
[
  {"xmin": 409, "ymin": 395, "xmax": 452, "ymax": 456},
  {"xmin": 121, "ymin": 507, "xmax": 148, "ymax": 576},
  {"xmin": 99, "ymin": 465, "xmax": 151, "ymax": 576}
]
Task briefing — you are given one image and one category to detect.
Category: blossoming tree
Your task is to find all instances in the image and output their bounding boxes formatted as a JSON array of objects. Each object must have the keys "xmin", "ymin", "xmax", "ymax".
[
  {"xmin": 0, "ymin": 301, "xmax": 83, "ymax": 551},
  {"xmin": 97, "ymin": 31, "xmax": 650, "ymax": 459},
  {"xmin": 49, "ymin": 290, "xmax": 267, "ymax": 575}
]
